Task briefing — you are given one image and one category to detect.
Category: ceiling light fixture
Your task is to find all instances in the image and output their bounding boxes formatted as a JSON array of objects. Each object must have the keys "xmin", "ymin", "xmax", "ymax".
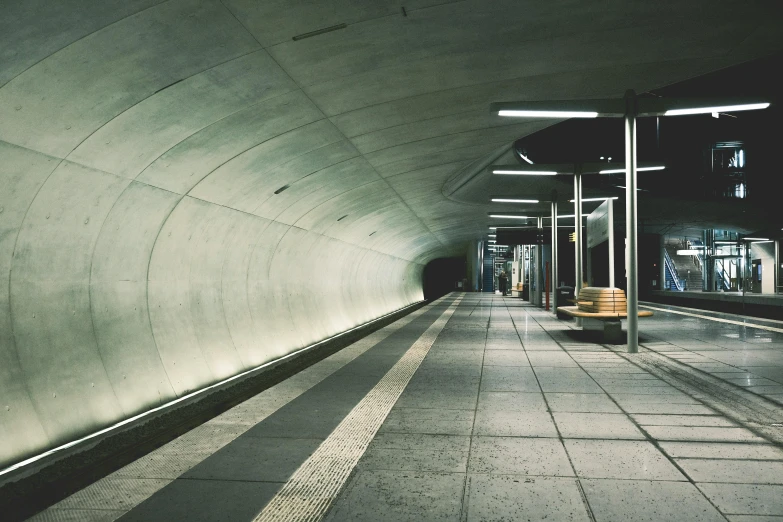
[
  {"xmin": 665, "ymin": 103, "xmax": 770, "ymax": 116},
  {"xmin": 493, "ymin": 169, "xmax": 558, "ymax": 176},
  {"xmin": 569, "ymin": 197, "xmax": 619, "ymax": 202},
  {"xmin": 498, "ymin": 110, "xmax": 598, "ymax": 118},
  {"xmin": 491, "ymin": 198, "xmax": 540, "ymax": 203},
  {"xmin": 489, "ymin": 215, "xmax": 528, "ymax": 219},
  {"xmin": 599, "ymin": 166, "xmax": 665, "ymax": 174}
]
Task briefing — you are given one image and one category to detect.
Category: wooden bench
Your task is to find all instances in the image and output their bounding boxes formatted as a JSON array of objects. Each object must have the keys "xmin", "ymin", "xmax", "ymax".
[
  {"xmin": 510, "ymin": 282, "xmax": 524, "ymax": 298},
  {"xmin": 556, "ymin": 287, "xmax": 652, "ymax": 342}
]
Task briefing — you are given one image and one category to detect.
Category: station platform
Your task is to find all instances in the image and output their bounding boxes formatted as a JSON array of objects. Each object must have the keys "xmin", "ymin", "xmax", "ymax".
[{"xmin": 25, "ymin": 293, "xmax": 783, "ymax": 521}]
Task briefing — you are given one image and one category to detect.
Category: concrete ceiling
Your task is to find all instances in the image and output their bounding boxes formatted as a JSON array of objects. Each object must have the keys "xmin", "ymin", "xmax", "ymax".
[
  {"xmin": 2, "ymin": 0, "xmax": 782, "ymax": 262},
  {"xmin": 1, "ymin": 0, "xmax": 783, "ymax": 468}
]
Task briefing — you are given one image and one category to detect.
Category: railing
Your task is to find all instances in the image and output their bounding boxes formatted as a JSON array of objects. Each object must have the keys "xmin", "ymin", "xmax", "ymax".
[
  {"xmin": 714, "ymin": 258, "xmax": 731, "ymax": 291},
  {"xmin": 663, "ymin": 249, "xmax": 685, "ymax": 291}
]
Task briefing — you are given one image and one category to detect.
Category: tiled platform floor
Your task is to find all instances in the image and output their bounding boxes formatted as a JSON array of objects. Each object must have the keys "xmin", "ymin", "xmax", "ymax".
[{"xmin": 27, "ymin": 293, "xmax": 783, "ymax": 521}]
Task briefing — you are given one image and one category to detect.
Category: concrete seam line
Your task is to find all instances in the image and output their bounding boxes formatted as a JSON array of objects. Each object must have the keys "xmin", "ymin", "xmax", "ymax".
[
  {"xmin": 640, "ymin": 304, "xmax": 783, "ymax": 334},
  {"xmin": 254, "ymin": 296, "xmax": 463, "ymax": 522}
]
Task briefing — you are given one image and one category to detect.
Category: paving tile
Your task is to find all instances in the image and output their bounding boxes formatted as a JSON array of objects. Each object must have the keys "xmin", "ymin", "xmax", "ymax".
[
  {"xmin": 358, "ymin": 433, "xmax": 469, "ymax": 473},
  {"xmin": 323, "ymin": 470, "xmax": 464, "ymax": 522},
  {"xmin": 379, "ymin": 407, "xmax": 475, "ymax": 435},
  {"xmin": 113, "ymin": 450, "xmax": 214, "ymax": 479},
  {"xmin": 28, "ymin": 509, "xmax": 128, "ymax": 522},
  {"xmin": 565, "ymin": 439, "xmax": 685, "ymax": 480},
  {"xmin": 477, "ymin": 391, "xmax": 548, "ymax": 412},
  {"xmin": 642, "ymin": 426, "xmax": 766, "ymax": 443},
  {"xmin": 660, "ymin": 442, "xmax": 783, "ymax": 460},
  {"xmin": 395, "ymin": 388, "xmax": 478, "ymax": 410},
  {"xmin": 479, "ymin": 365, "xmax": 540, "ymax": 392},
  {"xmin": 526, "ymin": 351, "xmax": 579, "ymax": 367},
  {"xmin": 545, "ymin": 393, "xmax": 622, "ymax": 413},
  {"xmin": 182, "ymin": 436, "xmax": 322, "ymax": 482},
  {"xmin": 482, "ymin": 350, "xmax": 529, "ymax": 366},
  {"xmin": 631, "ymin": 414, "xmax": 737, "ymax": 427},
  {"xmin": 474, "ymin": 410, "xmax": 558, "ymax": 437},
  {"xmin": 53, "ymin": 478, "xmax": 172, "ymax": 511},
  {"xmin": 117, "ymin": 479, "xmax": 280, "ymax": 522},
  {"xmin": 618, "ymin": 403, "xmax": 716, "ymax": 415},
  {"xmin": 465, "ymin": 475, "xmax": 591, "ymax": 521},
  {"xmin": 677, "ymin": 459, "xmax": 783, "ymax": 484},
  {"xmin": 538, "ymin": 380, "xmax": 604, "ymax": 394},
  {"xmin": 698, "ymin": 483, "xmax": 783, "ymax": 516},
  {"xmin": 468, "ymin": 436, "xmax": 574, "ymax": 476},
  {"xmin": 552, "ymin": 412, "xmax": 645, "ymax": 439},
  {"xmin": 581, "ymin": 479, "xmax": 726, "ymax": 522}
]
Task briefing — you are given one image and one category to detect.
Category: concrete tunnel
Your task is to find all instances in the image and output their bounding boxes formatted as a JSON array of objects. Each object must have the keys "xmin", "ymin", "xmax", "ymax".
[{"xmin": 1, "ymin": 0, "xmax": 783, "ymax": 478}]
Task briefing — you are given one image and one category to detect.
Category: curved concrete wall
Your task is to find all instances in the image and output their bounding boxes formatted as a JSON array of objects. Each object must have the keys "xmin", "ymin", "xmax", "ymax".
[
  {"xmin": 1, "ymin": 138, "xmax": 424, "ymax": 467},
  {"xmin": 2, "ymin": 0, "xmax": 780, "ymax": 468}
]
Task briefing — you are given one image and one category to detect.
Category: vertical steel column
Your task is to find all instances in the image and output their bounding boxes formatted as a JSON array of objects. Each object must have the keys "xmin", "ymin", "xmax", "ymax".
[
  {"xmin": 659, "ymin": 235, "xmax": 666, "ymax": 291},
  {"xmin": 624, "ymin": 90, "xmax": 639, "ymax": 354},
  {"xmin": 775, "ymin": 240, "xmax": 780, "ymax": 295},
  {"xmin": 574, "ymin": 168, "xmax": 583, "ymax": 326},
  {"xmin": 551, "ymin": 196, "xmax": 558, "ymax": 310},
  {"xmin": 608, "ymin": 198, "xmax": 615, "ymax": 288},
  {"xmin": 537, "ymin": 216, "xmax": 544, "ymax": 306},
  {"xmin": 479, "ymin": 240, "xmax": 484, "ymax": 292}
]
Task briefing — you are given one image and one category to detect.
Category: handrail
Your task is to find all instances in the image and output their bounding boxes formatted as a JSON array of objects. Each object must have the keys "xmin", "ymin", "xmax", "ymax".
[
  {"xmin": 663, "ymin": 249, "xmax": 684, "ymax": 291},
  {"xmin": 714, "ymin": 258, "xmax": 731, "ymax": 291}
]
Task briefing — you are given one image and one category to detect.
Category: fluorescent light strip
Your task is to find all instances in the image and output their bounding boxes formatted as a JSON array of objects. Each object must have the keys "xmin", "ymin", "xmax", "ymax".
[
  {"xmin": 498, "ymin": 110, "xmax": 598, "ymax": 118},
  {"xmin": 665, "ymin": 103, "xmax": 769, "ymax": 116},
  {"xmin": 751, "ymin": 240, "xmax": 774, "ymax": 244},
  {"xmin": 744, "ymin": 237, "xmax": 769, "ymax": 241},
  {"xmin": 0, "ymin": 300, "xmax": 424, "ymax": 478},
  {"xmin": 519, "ymin": 153, "xmax": 534, "ymax": 165},
  {"xmin": 569, "ymin": 197, "xmax": 619, "ymax": 202},
  {"xmin": 599, "ymin": 166, "xmax": 665, "ymax": 174},
  {"xmin": 490, "ymin": 215, "xmax": 528, "ymax": 219},
  {"xmin": 493, "ymin": 170, "xmax": 558, "ymax": 176},
  {"xmin": 491, "ymin": 198, "xmax": 540, "ymax": 203}
]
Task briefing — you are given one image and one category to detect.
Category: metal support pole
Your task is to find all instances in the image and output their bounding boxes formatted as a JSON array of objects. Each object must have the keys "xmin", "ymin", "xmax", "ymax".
[
  {"xmin": 479, "ymin": 240, "xmax": 484, "ymax": 292},
  {"xmin": 536, "ymin": 216, "xmax": 543, "ymax": 306},
  {"xmin": 545, "ymin": 261, "xmax": 550, "ymax": 311},
  {"xmin": 625, "ymin": 90, "xmax": 639, "ymax": 354},
  {"xmin": 574, "ymin": 168, "xmax": 583, "ymax": 326},
  {"xmin": 775, "ymin": 240, "xmax": 780, "ymax": 295},
  {"xmin": 608, "ymin": 198, "xmax": 615, "ymax": 288},
  {"xmin": 551, "ymin": 196, "xmax": 558, "ymax": 311}
]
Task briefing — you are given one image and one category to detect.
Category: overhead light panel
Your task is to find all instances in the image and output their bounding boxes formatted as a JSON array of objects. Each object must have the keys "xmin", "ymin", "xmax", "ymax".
[
  {"xmin": 665, "ymin": 103, "xmax": 770, "ymax": 116},
  {"xmin": 599, "ymin": 166, "xmax": 665, "ymax": 174},
  {"xmin": 490, "ymin": 215, "xmax": 528, "ymax": 219},
  {"xmin": 569, "ymin": 197, "xmax": 619, "ymax": 202},
  {"xmin": 493, "ymin": 169, "xmax": 558, "ymax": 176},
  {"xmin": 491, "ymin": 198, "xmax": 540, "ymax": 203},
  {"xmin": 743, "ymin": 237, "xmax": 769, "ymax": 241},
  {"xmin": 498, "ymin": 110, "xmax": 598, "ymax": 118}
]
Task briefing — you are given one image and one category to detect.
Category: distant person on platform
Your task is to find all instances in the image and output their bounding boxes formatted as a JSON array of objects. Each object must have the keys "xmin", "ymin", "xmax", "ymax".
[{"xmin": 499, "ymin": 271, "xmax": 508, "ymax": 296}]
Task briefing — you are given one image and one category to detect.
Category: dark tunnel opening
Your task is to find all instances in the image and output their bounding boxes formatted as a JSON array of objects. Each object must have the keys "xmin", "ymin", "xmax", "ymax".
[{"xmin": 423, "ymin": 257, "xmax": 467, "ymax": 300}]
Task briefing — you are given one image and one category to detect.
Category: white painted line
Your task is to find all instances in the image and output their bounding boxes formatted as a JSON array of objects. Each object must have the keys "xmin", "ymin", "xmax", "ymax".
[
  {"xmin": 640, "ymin": 304, "xmax": 783, "ymax": 334},
  {"xmin": 254, "ymin": 297, "xmax": 463, "ymax": 522}
]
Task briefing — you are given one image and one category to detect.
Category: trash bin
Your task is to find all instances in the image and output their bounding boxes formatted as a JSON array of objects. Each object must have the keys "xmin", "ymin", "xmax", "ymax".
[{"xmin": 555, "ymin": 286, "xmax": 574, "ymax": 318}]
